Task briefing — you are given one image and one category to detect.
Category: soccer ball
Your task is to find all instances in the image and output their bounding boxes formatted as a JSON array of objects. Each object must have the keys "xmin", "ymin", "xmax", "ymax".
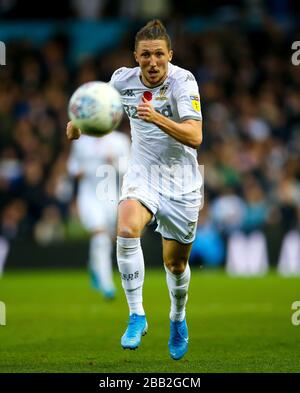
[{"xmin": 68, "ymin": 81, "xmax": 123, "ymax": 136}]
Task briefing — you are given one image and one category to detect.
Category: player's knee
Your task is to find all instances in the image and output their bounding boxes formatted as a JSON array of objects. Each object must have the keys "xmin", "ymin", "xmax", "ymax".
[
  {"xmin": 165, "ymin": 259, "xmax": 187, "ymax": 275},
  {"xmin": 117, "ymin": 225, "xmax": 141, "ymax": 238}
]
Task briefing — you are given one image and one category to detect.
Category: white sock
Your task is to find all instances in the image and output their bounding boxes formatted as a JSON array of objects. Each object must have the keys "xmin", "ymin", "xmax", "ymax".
[
  {"xmin": 117, "ymin": 236, "xmax": 145, "ymax": 316},
  {"xmin": 165, "ymin": 264, "xmax": 191, "ymax": 322},
  {"xmin": 89, "ymin": 232, "xmax": 115, "ymax": 291}
]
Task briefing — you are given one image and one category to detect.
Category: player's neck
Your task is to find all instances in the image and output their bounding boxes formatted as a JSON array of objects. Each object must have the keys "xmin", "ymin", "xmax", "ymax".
[{"xmin": 140, "ymin": 70, "xmax": 169, "ymax": 89}]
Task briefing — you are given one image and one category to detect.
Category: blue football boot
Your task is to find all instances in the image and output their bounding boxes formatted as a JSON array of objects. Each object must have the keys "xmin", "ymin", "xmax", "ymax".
[
  {"xmin": 168, "ymin": 318, "xmax": 189, "ymax": 360},
  {"xmin": 121, "ymin": 314, "xmax": 148, "ymax": 350}
]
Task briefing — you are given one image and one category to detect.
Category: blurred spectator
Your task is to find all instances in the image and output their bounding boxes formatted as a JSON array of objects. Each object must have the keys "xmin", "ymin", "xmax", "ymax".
[
  {"xmin": 0, "ymin": 146, "xmax": 23, "ymax": 197},
  {"xmin": 119, "ymin": 0, "xmax": 172, "ymax": 19},
  {"xmin": 34, "ymin": 205, "xmax": 65, "ymax": 245},
  {"xmin": 190, "ymin": 201, "xmax": 225, "ymax": 267},
  {"xmin": 70, "ymin": 0, "xmax": 108, "ymax": 20},
  {"xmin": 242, "ymin": 175, "xmax": 269, "ymax": 233},
  {"xmin": 0, "ymin": 199, "xmax": 28, "ymax": 240},
  {"xmin": 210, "ymin": 189, "xmax": 246, "ymax": 234},
  {"xmin": 277, "ymin": 227, "xmax": 300, "ymax": 277},
  {"xmin": 226, "ymin": 230, "xmax": 269, "ymax": 276}
]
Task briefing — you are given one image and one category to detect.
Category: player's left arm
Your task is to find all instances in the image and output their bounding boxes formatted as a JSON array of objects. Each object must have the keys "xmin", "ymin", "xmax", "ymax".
[{"xmin": 137, "ymin": 97, "xmax": 202, "ymax": 149}]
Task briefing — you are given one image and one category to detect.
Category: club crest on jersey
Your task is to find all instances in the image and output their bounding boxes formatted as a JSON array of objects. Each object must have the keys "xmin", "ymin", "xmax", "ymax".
[
  {"xmin": 155, "ymin": 83, "xmax": 169, "ymax": 100},
  {"xmin": 190, "ymin": 94, "xmax": 201, "ymax": 112}
]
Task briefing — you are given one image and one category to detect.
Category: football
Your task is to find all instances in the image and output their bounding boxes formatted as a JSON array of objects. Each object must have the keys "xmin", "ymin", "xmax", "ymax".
[{"xmin": 68, "ymin": 81, "xmax": 123, "ymax": 136}]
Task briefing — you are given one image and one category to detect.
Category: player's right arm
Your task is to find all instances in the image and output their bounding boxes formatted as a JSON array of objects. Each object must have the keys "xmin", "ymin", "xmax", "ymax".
[{"xmin": 66, "ymin": 121, "xmax": 81, "ymax": 140}]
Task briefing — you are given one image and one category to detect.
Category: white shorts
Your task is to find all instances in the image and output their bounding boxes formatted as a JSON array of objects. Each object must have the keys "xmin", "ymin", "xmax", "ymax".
[
  {"xmin": 120, "ymin": 172, "xmax": 202, "ymax": 244},
  {"xmin": 77, "ymin": 185, "xmax": 117, "ymax": 234}
]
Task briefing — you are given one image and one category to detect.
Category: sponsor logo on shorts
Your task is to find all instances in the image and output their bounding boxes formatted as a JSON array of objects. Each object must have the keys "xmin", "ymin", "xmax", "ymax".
[{"xmin": 184, "ymin": 222, "xmax": 197, "ymax": 240}]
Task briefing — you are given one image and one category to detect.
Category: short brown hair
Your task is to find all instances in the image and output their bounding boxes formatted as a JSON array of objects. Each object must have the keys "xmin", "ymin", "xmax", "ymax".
[{"xmin": 135, "ymin": 19, "xmax": 171, "ymax": 51}]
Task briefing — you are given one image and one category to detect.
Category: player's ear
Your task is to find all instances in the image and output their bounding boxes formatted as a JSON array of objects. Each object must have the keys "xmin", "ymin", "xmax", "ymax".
[
  {"xmin": 168, "ymin": 50, "xmax": 173, "ymax": 62},
  {"xmin": 134, "ymin": 51, "xmax": 139, "ymax": 63}
]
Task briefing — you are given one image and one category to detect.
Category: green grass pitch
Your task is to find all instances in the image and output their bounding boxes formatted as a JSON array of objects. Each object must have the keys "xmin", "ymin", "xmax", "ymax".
[{"xmin": 0, "ymin": 268, "xmax": 300, "ymax": 373}]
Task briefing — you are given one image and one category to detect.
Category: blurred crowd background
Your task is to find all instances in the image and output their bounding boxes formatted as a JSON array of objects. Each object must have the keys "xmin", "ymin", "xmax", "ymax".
[{"xmin": 0, "ymin": 0, "xmax": 300, "ymax": 270}]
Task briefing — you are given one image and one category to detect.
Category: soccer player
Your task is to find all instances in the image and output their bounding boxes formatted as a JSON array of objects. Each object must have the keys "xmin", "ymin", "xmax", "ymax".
[
  {"xmin": 67, "ymin": 19, "xmax": 203, "ymax": 360},
  {"xmin": 67, "ymin": 131, "xmax": 130, "ymax": 299}
]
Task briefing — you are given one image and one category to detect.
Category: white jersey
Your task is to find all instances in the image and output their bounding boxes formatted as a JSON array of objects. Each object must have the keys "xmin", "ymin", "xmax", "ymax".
[
  {"xmin": 67, "ymin": 131, "xmax": 131, "ymax": 195},
  {"xmin": 110, "ymin": 62, "xmax": 202, "ymax": 196}
]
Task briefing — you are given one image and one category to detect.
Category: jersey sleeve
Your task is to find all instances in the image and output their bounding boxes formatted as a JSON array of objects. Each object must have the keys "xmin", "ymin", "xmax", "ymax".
[
  {"xmin": 109, "ymin": 67, "xmax": 126, "ymax": 92},
  {"xmin": 173, "ymin": 70, "xmax": 202, "ymax": 122}
]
